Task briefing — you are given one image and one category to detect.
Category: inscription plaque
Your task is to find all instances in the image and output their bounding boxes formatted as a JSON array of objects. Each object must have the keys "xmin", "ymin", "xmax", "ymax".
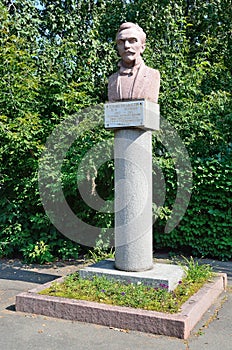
[{"xmin": 104, "ymin": 99, "xmax": 160, "ymax": 131}]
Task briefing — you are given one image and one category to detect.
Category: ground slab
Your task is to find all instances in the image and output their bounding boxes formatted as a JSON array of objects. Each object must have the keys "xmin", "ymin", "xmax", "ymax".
[
  {"xmin": 79, "ymin": 259, "xmax": 185, "ymax": 291},
  {"xmin": 15, "ymin": 270, "xmax": 227, "ymax": 339}
]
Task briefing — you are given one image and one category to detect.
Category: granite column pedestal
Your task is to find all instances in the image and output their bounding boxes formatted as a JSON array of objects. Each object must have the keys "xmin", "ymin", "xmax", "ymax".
[{"xmin": 114, "ymin": 128, "xmax": 153, "ymax": 272}]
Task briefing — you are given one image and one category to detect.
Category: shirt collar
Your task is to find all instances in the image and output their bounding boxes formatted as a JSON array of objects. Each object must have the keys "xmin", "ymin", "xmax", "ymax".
[{"xmin": 118, "ymin": 57, "xmax": 143, "ymax": 75}]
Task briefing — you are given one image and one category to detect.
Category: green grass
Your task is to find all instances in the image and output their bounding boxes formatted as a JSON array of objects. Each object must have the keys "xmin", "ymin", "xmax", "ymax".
[{"xmin": 39, "ymin": 257, "xmax": 213, "ymax": 314}]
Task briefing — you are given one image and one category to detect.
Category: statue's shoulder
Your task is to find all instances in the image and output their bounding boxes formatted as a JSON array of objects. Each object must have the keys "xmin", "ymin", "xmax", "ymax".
[
  {"xmin": 108, "ymin": 71, "xmax": 119, "ymax": 101},
  {"xmin": 144, "ymin": 65, "xmax": 160, "ymax": 79},
  {"xmin": 108, "ymin": 71, "xmax": 119, "ymax": 84},
  {"xmin": 139, "ymin": 64, "xmax": 160, "ymax": 102}
]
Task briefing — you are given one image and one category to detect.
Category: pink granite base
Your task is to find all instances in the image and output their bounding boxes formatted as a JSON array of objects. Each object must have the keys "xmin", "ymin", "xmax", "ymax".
[{"xmin": 16, "ymin": 273, "xmax": 227, "ymax": 339}]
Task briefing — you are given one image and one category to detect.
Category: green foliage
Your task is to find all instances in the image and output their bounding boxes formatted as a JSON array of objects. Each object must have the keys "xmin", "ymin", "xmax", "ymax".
[
  {"xmin": 180, "ymin": 256, "xmax": 213, "ymax": 283},
  {"xmin": 86, "ymin": 247, "xmax": 115, "ymax": 263},
  {"xmin": 154, "ymin": 155, "xmax": 232, "ymax": 260},
  {"xmin": 0, "ymin": 0, "xmax": 231, "ymax": 262},
  {"xmin": 39, "ymin": 258, "xmax": 213, "ymax": 313},
  {"xmin": 21, "ymin": 241, "xmax": 54, "ymax": 264}
]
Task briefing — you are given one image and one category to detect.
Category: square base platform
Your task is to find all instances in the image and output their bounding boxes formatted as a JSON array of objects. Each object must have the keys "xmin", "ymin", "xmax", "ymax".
[
  {"xmin": 79, "ymin": 259, "xmax": 185, "ymax": 291},
  {"xmin": 16, "ymin": 272, "xmax": 227, "ymax": 339}
]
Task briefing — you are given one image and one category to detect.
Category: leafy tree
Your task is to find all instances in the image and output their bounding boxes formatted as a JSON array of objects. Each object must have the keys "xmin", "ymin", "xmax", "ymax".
[{"xmin": 0, "ymin": 0, "xmax": 231, "ymax": 261}]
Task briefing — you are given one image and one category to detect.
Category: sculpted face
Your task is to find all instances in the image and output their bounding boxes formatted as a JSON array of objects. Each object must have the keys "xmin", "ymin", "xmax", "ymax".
[{"xmin": 116, "ymin": 28, "xmax": 145, "ymax": 67}]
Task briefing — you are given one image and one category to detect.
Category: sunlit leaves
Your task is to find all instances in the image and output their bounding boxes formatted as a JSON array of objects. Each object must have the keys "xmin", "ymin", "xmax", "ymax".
[{"xmin": 0, "ymin": 0, "xmax": 231, "ymax": 261}]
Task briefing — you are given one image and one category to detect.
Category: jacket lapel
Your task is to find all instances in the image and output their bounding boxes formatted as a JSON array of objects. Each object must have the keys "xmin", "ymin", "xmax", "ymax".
[{"xmin": 131, "ymin": 62, "xmax": 147, "ymax": 99}]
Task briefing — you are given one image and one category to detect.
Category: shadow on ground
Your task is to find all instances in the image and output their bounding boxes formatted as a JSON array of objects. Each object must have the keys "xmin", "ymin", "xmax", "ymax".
[
  {"xmin": 208, "ymin": 260, "xmax": 232, "ymax": 279},
  {"xmin": 0, "ymin": 263, "xmax": 60, "ymax": 284}
]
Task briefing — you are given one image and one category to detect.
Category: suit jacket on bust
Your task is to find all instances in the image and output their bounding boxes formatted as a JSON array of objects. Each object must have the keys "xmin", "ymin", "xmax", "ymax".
[{"xmin": 108, "ymin": 61, "xmax": 160, "ymax": 103}]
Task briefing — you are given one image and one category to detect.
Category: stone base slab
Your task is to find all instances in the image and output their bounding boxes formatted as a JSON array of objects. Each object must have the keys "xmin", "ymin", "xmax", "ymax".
[
  {"xmin": 79, "ymin": 259, "xmax": 185, "ymax": 291},
  {"xmin": 15, "ymin": 272, "xmax": 227, "ymax": 339}
]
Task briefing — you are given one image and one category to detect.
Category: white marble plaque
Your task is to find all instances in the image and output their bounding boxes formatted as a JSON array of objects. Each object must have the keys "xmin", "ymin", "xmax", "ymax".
[{"xmin": 104, "ymin": 99, "xmax": 159, "ymax": 131}]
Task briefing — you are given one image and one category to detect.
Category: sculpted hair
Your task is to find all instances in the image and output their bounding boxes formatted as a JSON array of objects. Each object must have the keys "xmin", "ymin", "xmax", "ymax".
[{"xmin": 116, "ymin": 22, "xmax": 146, "ymax": 44}]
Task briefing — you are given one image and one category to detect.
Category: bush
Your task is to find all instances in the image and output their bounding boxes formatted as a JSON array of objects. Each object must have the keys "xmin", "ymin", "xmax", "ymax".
[{"xmin": 0, "ymin": 0, "xmax": 231, "ymax": 262}]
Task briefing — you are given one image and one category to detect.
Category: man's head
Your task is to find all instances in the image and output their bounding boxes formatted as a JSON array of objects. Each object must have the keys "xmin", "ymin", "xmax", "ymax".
[{"xmin": 116, "ymin": 22, "xmax": 146, "ymax": 67}]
